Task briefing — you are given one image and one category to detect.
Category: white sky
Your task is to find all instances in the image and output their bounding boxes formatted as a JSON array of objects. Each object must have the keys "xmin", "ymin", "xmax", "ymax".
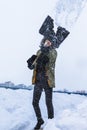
[{"xmin": 0, "ymin": 0, "xmax": 87, "ymax": 90}]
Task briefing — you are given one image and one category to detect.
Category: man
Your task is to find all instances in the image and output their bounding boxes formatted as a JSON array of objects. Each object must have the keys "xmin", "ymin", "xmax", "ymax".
[{"xmin": 27, "ymin": 38, "xmax": 57, "ymax": 130}]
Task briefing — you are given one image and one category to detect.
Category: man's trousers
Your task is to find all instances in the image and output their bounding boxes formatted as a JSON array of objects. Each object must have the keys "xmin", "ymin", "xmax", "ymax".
[{"xmin": 32, "ymin": 82, "xmax": 54, "ymax": 120}]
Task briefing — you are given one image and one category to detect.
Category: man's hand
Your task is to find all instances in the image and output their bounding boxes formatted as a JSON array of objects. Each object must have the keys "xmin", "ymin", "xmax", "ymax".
[{"xmin": 27, "ymin": 55, "xmax": 37, "ymax": 70}]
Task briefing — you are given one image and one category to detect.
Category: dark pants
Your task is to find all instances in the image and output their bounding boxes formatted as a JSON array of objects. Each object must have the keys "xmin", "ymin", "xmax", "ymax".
[{"xmin": 32, "ymin": 82, "xmax": 54, "ymax": 120}]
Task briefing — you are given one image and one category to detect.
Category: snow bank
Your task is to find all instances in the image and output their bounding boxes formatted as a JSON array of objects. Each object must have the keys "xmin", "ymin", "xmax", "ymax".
[
  {"xmin": 0, "ymin": 88, "xmax": 34, "ymax": 130},
  {"xmin": 43, "ymin": 119, "xmax": 61, "ymax": 130},
  {"xmin": 57, "ymin": 100, "xmax": 87, "ymax": 130},
  {"xmin": 0, "ymin": 88, "xmax": 87, "ymax": 130}
]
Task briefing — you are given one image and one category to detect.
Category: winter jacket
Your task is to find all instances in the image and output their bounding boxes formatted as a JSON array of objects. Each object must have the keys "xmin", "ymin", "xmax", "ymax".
[{"xmin": 32, "ymin": 48, "xmax": 57, "ymax": 88}]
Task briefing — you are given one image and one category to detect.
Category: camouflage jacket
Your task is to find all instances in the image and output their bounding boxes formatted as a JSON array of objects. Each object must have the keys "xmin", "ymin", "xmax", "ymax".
[{"xmin": 32, "ymin": 48, "xmax": 57, "ymax": 88}]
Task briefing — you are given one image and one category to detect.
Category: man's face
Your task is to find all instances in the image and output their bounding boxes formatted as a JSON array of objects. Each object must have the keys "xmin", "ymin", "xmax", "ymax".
[{"xmin": 44, "ymin": 40, "xmax": 52, "ymax": 47}]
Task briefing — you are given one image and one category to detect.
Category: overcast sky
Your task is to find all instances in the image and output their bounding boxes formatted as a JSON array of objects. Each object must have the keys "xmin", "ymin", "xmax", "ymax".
[{"xmin": 0, "ymin": 0, "xmax": 87, "ymax": 91}]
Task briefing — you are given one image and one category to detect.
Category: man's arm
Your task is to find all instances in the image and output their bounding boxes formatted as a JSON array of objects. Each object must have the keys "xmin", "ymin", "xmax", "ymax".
[
  {"xmin": 27, "ymin": 55, "xmax": 37, "ymax": 70},
  {"xmin": 49, "ymin": 49, "xmax": 57, "ymax": 68}
]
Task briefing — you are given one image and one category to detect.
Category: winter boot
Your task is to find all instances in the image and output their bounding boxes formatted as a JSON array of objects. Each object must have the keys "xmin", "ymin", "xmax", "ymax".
[{"xmin": 34, "ymin": 118, "xmax": 44, "ymax": 130}]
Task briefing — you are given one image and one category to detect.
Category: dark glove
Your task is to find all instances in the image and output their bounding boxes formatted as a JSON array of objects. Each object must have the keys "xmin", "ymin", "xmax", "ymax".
[{"xmin": 27, "ymin": 55, "xmax": 37, "ymax": 70}]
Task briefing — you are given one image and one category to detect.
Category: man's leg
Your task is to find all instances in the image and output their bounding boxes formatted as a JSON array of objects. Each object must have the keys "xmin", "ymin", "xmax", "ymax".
[
  {"xmin": 32, "ymin": 84, "xmax": 44, "ymax": 129},
  {"xmin": 32, "ymin": 84, "xmax": 43, "ymax": 120},
  {"xmin": 44, "ymin": 86, "xmax": 54, "ymax": 119}
]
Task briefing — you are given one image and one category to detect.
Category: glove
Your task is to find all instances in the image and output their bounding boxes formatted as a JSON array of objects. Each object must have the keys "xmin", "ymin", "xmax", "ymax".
[{"xmin": 27, "ymin": 55, "xmax": 37, "ymax": 70}]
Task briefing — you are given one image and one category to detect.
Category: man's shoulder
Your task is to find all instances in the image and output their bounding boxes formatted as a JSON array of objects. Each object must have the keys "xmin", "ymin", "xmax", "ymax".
[
  {"xmin": 36, "ymin": 49, "xmax": 41, "ymax": 55},
  {"xmin": 50, "ymin": 48, "xmax": 57, "ymax": 55}
]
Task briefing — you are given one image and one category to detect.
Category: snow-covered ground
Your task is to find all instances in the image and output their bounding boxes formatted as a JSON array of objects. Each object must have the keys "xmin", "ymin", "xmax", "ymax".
[{"xmin": 0, "ymin": 88, "xmax": 87, "ymax": 130}]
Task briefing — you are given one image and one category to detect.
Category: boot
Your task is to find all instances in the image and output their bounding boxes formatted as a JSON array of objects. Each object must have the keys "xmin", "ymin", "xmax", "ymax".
[{"xmin": 34, "ymin": 118, "xmax": 44, "ymax": 130}]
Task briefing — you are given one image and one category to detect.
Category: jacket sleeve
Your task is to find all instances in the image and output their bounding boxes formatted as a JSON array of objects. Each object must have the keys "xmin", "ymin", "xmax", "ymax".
[
  {"xmin": 49, "ymin": 49, "xmax": 57, "ymax": 68},
  {"xmin": 46, "ymin": 49, "xmax": 57, "ymax": 88}
]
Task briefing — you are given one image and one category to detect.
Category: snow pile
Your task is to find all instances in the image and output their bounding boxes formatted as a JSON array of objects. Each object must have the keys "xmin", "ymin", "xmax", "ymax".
[
  {"xmin": 43, "ymin": 119, "xmax": 60, "ymax": 130},
  {"xmin": 55, "ymin": 0, "xmax": 87, "ymax": 30},
  {"xmin": 58, "ymin": 101, "xmax": 87, "ymax": 130},
  {"xmin": 0, "ymin": 88, "xmax": 87, "ymax": 130},
  {"xmin": 0, "ymin": 88, "xmax": 33, "ymax": 130}
]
